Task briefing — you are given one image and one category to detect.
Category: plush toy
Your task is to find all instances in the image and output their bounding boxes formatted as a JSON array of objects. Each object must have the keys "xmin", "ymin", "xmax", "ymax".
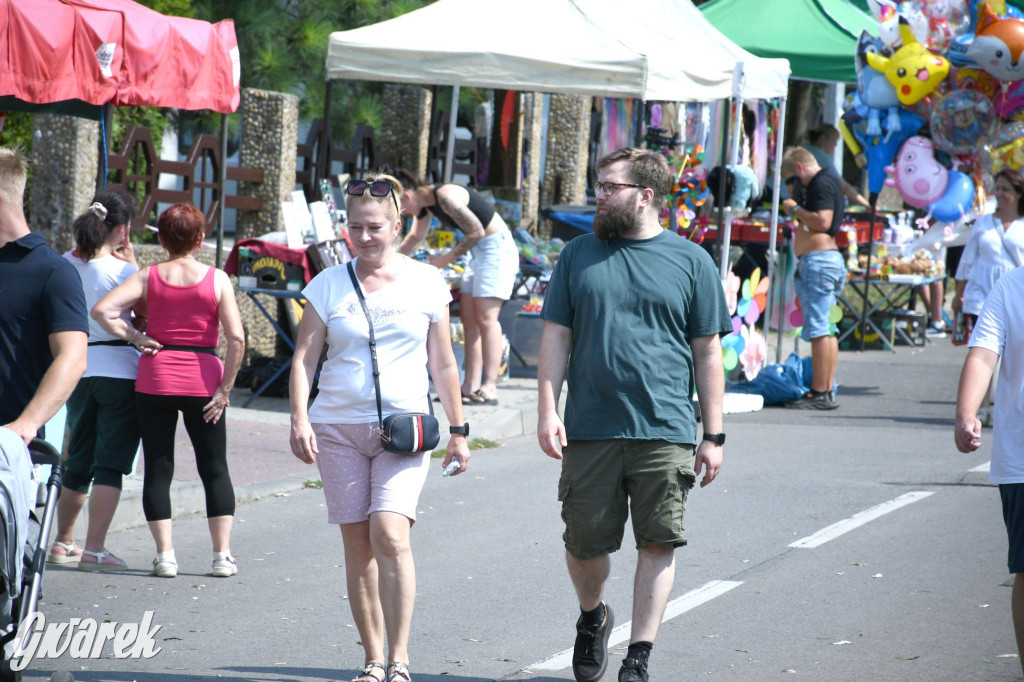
[
  {"xmin": 967, "ymin": 3, "xmax": 1024, "ymax": 81},
  {"xmin": 884, "ymin": 136, "xmax": 949, "ymax": 208},
  {"xmin": 867, "ymin": 20, "xmax": 951, "ymax": 105}
]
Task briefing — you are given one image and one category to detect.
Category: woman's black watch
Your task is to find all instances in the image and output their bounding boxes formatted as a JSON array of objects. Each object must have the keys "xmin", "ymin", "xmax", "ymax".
[
  {"xmin": 450, "ymin": 423, "xmax": 470, "ymax": 437},
  {"xmin": 702, "ymin": 432, "xmax": 726, "ymax": 446}
]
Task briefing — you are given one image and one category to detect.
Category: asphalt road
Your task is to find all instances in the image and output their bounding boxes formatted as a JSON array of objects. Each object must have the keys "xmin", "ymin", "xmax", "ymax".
[{"xmin": 17, "ymin": 339, "xmax": 1022, "ymax": 682}]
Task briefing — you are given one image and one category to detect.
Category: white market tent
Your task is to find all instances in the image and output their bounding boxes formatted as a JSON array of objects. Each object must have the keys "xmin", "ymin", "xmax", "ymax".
[
  {"xmin": 575, "ymin": 0, "xmax": 792, "ymax": 335},
  {"xmin": 326, "ymin": 0, "xmax": 791, "ymax": 331},
  {"xmin": 325, "ymin": 0, "xmax": 647, "ymax": 98}
]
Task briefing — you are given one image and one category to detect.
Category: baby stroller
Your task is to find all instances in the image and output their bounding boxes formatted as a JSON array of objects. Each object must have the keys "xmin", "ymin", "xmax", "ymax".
[{"xmin": 0, "ymin": 433, "xmax": 70, "ymax": 681}]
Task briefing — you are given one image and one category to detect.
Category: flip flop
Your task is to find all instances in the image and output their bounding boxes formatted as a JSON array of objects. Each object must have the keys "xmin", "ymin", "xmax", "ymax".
[
  {"xmin": 434, "ymin": 393, "xmax": 477, "ymax": 404},
  {"xmin": 466, "ymin": 389, "xmax": 498, "ymax": 406}
]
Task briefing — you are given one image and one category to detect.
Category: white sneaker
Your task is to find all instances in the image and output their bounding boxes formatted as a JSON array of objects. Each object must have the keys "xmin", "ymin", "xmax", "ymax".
[
  {"xmin": 212, "ymin": 552, "xmax": 237, "ymax": 578},
  {"xmin": 152, "ymin": 550, "xmax": 177, "ymax": 578}
]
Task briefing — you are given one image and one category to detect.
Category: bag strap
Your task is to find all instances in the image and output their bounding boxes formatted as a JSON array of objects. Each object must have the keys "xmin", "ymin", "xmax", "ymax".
[{"xmin": 347, "ymin": 262, "xmax": 384, "ymax": 429}]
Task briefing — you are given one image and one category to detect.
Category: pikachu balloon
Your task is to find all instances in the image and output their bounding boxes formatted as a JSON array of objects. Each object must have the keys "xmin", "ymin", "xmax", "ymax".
[{"xmin": 867, "ymin": 19, "xmax": 951, "ymax": 105}]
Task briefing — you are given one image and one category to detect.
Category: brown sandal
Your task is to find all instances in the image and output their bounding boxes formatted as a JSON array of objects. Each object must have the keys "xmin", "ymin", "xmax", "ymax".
[
  {"xmin": 386, "ymin": 661, "xmax": 411, "ymax": 682},
  {"xmin": 351, "ymin": 662, "xmax": 386, "ymax": 682}
]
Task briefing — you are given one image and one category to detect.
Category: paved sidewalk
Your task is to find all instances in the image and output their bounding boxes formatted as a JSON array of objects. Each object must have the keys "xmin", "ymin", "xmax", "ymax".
[{"xmin": 78, "ymin": 376, "xmax": 543, "ymax": 536}]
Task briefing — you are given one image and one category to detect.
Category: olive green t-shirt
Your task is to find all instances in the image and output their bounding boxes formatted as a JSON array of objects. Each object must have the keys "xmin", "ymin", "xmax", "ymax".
[{"xmin": 541, "ymin": 230, "xmax": 731, "ymax": 444}]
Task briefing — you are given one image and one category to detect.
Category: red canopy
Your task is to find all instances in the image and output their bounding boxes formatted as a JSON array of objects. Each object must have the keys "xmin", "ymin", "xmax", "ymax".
[{"xmin": 0, "ymin": 0, "xmax": 240, "ymax": 113}]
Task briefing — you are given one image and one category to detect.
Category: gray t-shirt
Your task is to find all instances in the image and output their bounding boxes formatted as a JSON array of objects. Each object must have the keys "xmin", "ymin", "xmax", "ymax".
[{"xmin": 541, "ymin": 230, "xmax": 732, "ymax": 444}]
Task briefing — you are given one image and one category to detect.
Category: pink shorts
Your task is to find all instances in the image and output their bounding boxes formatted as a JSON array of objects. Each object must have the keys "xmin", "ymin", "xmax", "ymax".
[{"xmin": 312, "ymin": 422, "xmax": 431, "ymax": 524}]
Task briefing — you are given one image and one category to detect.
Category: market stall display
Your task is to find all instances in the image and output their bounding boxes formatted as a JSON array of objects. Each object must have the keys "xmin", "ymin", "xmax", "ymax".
[{"xmin": 832, "ymin": 0, "xmax": 1024, "ymax": 348}]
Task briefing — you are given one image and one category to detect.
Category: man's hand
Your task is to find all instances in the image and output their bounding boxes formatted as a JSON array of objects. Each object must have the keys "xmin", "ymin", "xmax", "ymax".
[
  {"xmin": 954, "ymin": 414, "xmax": 983, "ymax": 453},
  {"xmin": 694, "ymin": 441, "xmax": 723, "ymax": 487},
  {"xmin": 538, "ymin": 410, "xmax": 567, "ymax": 460}
]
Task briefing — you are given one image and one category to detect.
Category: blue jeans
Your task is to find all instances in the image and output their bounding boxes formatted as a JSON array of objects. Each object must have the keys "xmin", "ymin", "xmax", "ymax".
[{"xmin": 794, "ymin": 250, "xmax": 846, "ymax": 342}]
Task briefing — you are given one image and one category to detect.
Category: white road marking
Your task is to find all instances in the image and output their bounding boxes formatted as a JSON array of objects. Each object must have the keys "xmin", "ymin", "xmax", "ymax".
[
  {"xmin": 969, "ymin": 461, "xmax": 990, "ymax": 473},
  {"xmin": 789, "ymin": 491, "xmax": 935, "ymax": 549},
  {"xmin": 527, "ymin": 580, "xmax": 743, "ymax": 671}
]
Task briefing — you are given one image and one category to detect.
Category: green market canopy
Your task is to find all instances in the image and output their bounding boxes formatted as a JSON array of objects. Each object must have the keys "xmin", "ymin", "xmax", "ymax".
[{"xmin": 700, "ymin": 0, "xmax": 877, "ymax": 82}]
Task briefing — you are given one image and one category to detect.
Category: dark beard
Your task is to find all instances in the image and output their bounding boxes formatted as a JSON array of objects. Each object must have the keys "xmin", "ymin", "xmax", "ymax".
[{"xmin": 593, "ymin": 202, "xmax": 640, "ymax": 240}]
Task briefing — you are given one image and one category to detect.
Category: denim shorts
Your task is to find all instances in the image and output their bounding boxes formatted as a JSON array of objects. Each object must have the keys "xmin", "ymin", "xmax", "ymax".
[
  {"xmin": 461, "ymin": 229, "xmax": 520, "ymax": 300},
  {"xmin": 794, "ymin": 249, "xmax": 846, "ymax": 342}
]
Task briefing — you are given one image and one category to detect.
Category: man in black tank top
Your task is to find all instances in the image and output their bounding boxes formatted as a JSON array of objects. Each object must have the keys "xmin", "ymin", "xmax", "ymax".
[{"xmin": 392, "ymin": 168, "xmax": 520, "ymax": 407}]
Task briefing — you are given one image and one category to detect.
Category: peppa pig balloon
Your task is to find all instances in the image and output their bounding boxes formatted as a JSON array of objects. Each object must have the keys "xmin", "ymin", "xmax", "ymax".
[
  {"xmin": 928, "ymin": 170, "xmax": 975, "ymax": 222},
  {"xmin": 884, "ymin": 136, "xmax": 949, "ymax": 207}
]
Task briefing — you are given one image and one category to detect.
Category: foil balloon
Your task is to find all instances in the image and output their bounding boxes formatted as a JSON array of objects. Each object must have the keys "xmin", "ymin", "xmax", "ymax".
[
  {"xmin": 867, "ymin": 21, "xmax": 951, "ymax": 105},
  {"xmin": 928, "ymin": 170, "xmax": 975, "ymax": 222},
  {"xmin": 854, "ymin": 31, "xmax": 903, "ymax": 138},
  {"xmin": 967, "ymin": 4, "xmax": 1024, "ymax": 82},
  {"xmin": 994, "ymin": 79, "xmax": 1024, "ymax": 119},
  {"xmin": 885, "ymin": 136, "xmax": 949, "ymax": 208},
  {"xmin": 930, "ymin": 90, "xmax": 996, "ymax": 154},
  {"xmin": 905, "ymin": 0, "xmax": 970, "ymax": 53},
  {"xmin": 843, "ymin": 108, "xmax": 926, "ymax": 194},
  {"xmin": 952, "ymin": 66, "xmax": 999, "ymax": 100}
]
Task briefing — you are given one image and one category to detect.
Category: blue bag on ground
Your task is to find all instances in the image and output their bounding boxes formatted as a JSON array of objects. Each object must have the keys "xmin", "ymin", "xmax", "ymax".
[{"xmin": 726, "ymin": 352, "xmax": 808, "ymax": 405}]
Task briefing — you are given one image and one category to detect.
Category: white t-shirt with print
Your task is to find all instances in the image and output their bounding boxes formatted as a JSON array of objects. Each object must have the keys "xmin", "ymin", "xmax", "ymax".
[
  {"xmin": 303, "ymin": 256, "xmax": 452, "ymax": 424},
  {"xmin": 62, "ymin": 251, "xmax": 139, "ymax": 380},
  {"xmin": 969, "ymin": 266, "xmax": 1024, "ymax": 484}
]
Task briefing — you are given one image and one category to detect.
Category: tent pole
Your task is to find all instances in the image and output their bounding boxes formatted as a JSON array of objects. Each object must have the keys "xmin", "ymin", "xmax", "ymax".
[
  {"xmin": 764, "ymin": 95, "xmax": 788, "ymax": 363},
  {"xmin": 714, "ymin": 97, "xmax": 732, "ymax": 274},
  {"xmin": 96, "ymin": 102, "xmax": 114, "ymax": 190},
  {"xmin": 320, "ymin": 80, "xmax": 334, "ymax": 191},
  {"xmin": 859, "ymin": 192, "xmax": 880, "ymax": 351},
  {"xmin": 216, "ymin": 113, "xmax": 228, "ymax": 269},
  {"xmin": 444, "ymin": 86, "xmax": 460, "ymax": 183},
  {"xmin": 719, "ymin": 63, "xmax": 745, "ymax": 280},
  {"xmin": 634, "ymin": 99, "xmax": 645, "ymax": 147}
]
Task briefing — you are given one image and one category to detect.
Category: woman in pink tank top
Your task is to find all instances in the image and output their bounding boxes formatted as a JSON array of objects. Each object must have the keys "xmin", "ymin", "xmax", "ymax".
[{"xmin": 93, "ymin": 203, "xmax": 245, "ymax": 580}]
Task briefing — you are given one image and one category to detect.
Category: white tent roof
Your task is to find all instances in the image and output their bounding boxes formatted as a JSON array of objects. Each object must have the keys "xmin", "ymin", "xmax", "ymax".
[
  {"xmin": 326, "ymin": 0, "xmax": 789, "ymax": 103},
  {"xmin": 575, "ymin": 0, "xmax": 790, "ymax": 101},
  {"xmin": 325, "ymin": 0, "xmax": 648, "ymax": 99}
]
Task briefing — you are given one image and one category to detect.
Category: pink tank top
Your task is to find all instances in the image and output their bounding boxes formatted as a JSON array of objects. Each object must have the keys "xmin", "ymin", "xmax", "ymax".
[{"xmin": 135, "ymin": 265, "xmax": 224, "ymax": 396}]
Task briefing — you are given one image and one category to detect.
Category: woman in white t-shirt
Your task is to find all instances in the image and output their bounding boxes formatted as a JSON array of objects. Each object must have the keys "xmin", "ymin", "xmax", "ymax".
[
  {"xmin": 47, "ymin": 189, "xmax": 141, "ymax": 572},
  {"xmin": 289, "ymin": 173, "xmax": 469, "ymax": 682}
]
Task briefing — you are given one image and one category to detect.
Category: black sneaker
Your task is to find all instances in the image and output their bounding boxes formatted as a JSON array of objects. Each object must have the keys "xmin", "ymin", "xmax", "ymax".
[
  {"xmin": 619, "ymin": 655, "xmax": 649, "ymax": 682},
  {"xmin": 784, "ymin": 390, "xmax": 838, "ymax": 410},
  {"xmin": 572, "ymin": 604, "xmax": 614, "ymax": 682}
]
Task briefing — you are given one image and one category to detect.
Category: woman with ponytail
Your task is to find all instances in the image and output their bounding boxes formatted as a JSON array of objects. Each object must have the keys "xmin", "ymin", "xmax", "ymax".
[{"xmin": 47, "ymin": 188, "xmax": 141, "ymax": 571}]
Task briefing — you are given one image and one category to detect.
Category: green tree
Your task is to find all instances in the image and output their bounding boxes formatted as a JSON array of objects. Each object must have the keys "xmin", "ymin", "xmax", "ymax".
[{"xmin": 193, "ymin": 0, "xmax": 430, "ymax": 143}]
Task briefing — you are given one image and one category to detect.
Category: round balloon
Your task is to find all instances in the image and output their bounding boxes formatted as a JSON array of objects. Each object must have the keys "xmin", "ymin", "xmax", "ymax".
[
  {"xmin": 905, "ymin": 0, "xmax": 970, "ymax": 53},
  {"xmin": 931, "ymin": 90, "xmax": 997, "ymax": 154}
]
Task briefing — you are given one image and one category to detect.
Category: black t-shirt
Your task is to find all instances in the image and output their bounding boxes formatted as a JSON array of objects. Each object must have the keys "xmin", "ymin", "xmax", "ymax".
[
  {"xmin": 0, "ymin": 233, "xmax": 88, "ymax": 426},
  {"xmin": 805, "ymin": 169, "xmax": 844, "ymax": 237}
]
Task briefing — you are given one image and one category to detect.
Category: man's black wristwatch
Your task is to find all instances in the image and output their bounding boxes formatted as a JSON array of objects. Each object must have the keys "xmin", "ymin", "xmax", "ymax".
[
  {"xmin": 702, "ymin": 432, "xmax": 726, "ymax": 446},
  {"xmin": 450, "ymin": 423, "xmax": 470, "ymax": 437}
]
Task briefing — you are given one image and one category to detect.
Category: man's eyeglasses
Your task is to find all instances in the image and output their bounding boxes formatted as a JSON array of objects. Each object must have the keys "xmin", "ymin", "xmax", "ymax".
[
  {"xmin": 347, "ymin": 179, "xmax": 400, "ymax": 216},
  {"xmin": 593, "ymin": 182, "xmax": 645, "ymax": 197}
]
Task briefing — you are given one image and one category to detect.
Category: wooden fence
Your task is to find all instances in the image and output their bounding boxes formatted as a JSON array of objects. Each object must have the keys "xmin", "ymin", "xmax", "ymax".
[{"xmin": 106, "ymin": 126, "xmax": 263, "ymax": 233}]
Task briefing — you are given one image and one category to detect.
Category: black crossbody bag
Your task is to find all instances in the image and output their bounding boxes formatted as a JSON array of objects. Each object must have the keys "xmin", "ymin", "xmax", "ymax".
[{"xmin": 347, "ymin": 262, "xmax": 440, "ymax": 455}]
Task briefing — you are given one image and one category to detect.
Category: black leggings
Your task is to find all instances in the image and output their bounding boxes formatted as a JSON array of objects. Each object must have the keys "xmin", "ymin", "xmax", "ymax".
[{"xmin": 136, "ymin": 392, "xmax": 235, "ymax": 521}]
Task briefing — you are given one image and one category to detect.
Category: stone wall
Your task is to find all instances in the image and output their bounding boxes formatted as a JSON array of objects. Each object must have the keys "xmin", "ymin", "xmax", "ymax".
[
  {"xmin": 28, "ymin": 115, "xmax": 100, "ymax": 253},
  {"xmin": 521, "ymin": 93, "xmax": 544, "ymax": 234},
  {"xmin": 381, "ymin": 85, "xmax": 432, "ymax": 178},
  {"xmin": 237, "ymin": 88, "xmax": 299, "ymax": 240},
  {"xmin": 540, "ymin": 95, "xmax": 590, "ymax": 238}
]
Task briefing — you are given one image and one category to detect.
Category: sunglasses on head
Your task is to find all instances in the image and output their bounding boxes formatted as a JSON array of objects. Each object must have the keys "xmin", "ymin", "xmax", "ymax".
[{"xmin": 347, "ymin": 179, "xmax": 400, "ymax": 216}]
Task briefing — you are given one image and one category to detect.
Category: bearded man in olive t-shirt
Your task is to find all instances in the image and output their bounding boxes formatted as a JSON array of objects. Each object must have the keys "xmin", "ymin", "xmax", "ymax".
[{"xmin": 537, "ymin": 147, "xmax": 732, "ymax": 682}]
